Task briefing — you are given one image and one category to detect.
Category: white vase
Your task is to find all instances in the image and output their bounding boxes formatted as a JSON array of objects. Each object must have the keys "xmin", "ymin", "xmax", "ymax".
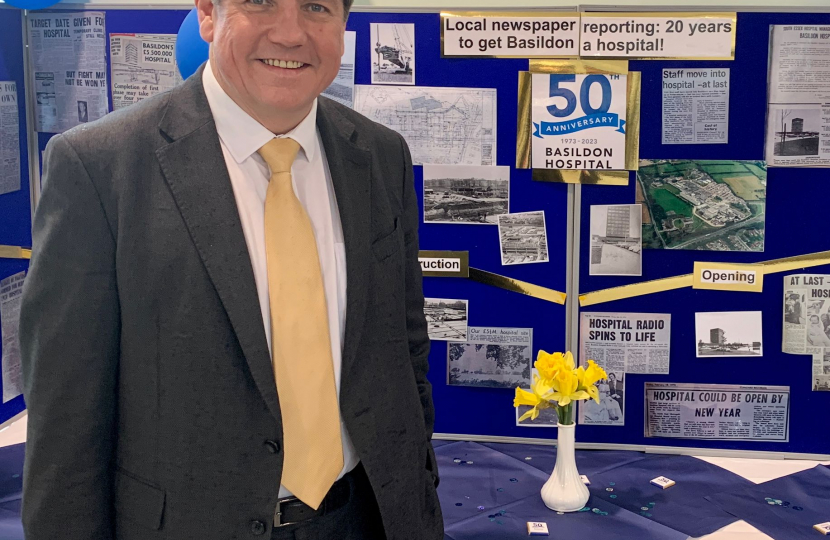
[{"xmin": 540, "ymin": 423, "xmax": 590, "ymax": 512}]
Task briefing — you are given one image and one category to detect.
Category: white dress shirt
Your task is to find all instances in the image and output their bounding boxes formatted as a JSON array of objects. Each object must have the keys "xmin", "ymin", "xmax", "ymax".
[{"xmin": 202, "ymin": 62, "xmax": 357, "ymax": 499}]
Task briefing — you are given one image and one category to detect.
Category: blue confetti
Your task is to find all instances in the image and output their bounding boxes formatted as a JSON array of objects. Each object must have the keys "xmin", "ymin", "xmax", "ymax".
[
  {"xmin": 641, "ymin": 507, "xmax": 650, "ymax": 511},
  {"xmin": 609, "ymin": 482, "xmax": 616, "ymax": 486},
  {"xmin": 497, "ymin": 488, "xmax": 504, "ymax": 492},
  {"xmin": 477, "ymin": 506, "xmax": 485, "ymax": 511},
  {"xmin": 600, "ymin": 511, "xmax": 609, "ymax": 516},
  {"xmin": 525, "ymin": 457, "xmax": 532, "ymax": 460},
  {"xmin": 606, "ymin": 488, "xmax": 614, "ymax": 492},
  {"xmin": 455, "ymin": 503, "xmax": 462, "ymax": 507},
  {"xmin": 466, "ymin": 461, "xmax": 474, "ymax": 465},
  {"xmin": 578, "ymin": 507, "xmax": 591, "ymax": 512},
  {"xmin": 648, "ymin": 502, "xmax": 656, "ymax": 507},
  {"xmin": 645, "ymin": 513, "xmax": 652, "ymax": 517},
  {"xmin": 510, "ymin": 478, "xmax": 518, "ymax": 482},
  {"xmin": 610, "ymin": 495, "xmax": 617, "ymax": 499},
  {"xmin": 11, "ymin": 474, "xmax": 19, "ymax": 479},
  {"xmin": 488, "ymin": 514, "xmax": 496, "ymax": 519},
  {"xmin": 497, "ymin": 520, "xmax": 504, "ymax": 525},
  {"xmin": 453, "ymin": 459, "xmax": 461, "ymax": 463},
  {"xmin": 794, "ymin": 506, "xmax": 804, "ymax": 511},
  {"xmin": 592, "ymin": 508, "xmax": 601, "ymax": 514}
]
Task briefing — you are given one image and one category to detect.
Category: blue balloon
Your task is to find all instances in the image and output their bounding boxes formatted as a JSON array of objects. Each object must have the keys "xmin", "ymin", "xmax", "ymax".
[
  {"xmin": 176, "ymin": 8, "xmax": 210, "ymax": 80},
  {"xmin": 3, "ymin": 0, "xmax": 61, "ymax": 9}
]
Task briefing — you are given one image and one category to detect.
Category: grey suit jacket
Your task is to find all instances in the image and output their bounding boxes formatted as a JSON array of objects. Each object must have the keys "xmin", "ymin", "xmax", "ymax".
[{"xmin": 20, "ymin": 67, "xmax": 442, "ymax": 540}]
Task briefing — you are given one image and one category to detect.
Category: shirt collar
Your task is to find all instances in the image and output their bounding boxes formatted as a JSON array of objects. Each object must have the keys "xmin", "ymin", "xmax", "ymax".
[{"xmin": 202, "ymin": 60, "xmax": 318, "ymax": 164}]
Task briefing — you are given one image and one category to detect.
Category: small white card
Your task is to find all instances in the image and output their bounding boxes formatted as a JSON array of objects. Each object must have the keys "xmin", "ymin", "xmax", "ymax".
[
  {"xmin": 527, "ymin": 522, "xmax": 549, "ymax": 536},
  {"xmin": 580, "ymin": 474, "xmax": 590, "ymax": 485},
  {"xmin": 814, "ymin": 522, "xmax": 830, "ymax": 535},
  {"xmin": 650, "ymin": 476, "xmax": 676, "ymax": 489}
]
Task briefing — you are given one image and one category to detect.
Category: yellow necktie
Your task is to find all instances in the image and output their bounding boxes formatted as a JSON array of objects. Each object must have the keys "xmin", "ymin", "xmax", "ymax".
[{"xmin": 259, "ymin": 138, "xmax": 344, "ymax": 510}]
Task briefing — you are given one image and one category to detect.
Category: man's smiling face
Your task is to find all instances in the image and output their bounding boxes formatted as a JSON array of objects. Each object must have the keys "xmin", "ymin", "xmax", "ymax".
[{"xmin": 197, "ymin": 0, "xmax": 345, "ymax": 128}]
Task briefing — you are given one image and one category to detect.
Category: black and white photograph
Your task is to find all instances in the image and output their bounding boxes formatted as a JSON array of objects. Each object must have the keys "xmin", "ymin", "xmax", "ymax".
[
  {"xmin": 497, "ymin": 211, "xmax": 549, "ymax": 266},
  {"xmin": 77, "ymin": 100, "xmax": 88, "ymax": 123},
  {"xmin": 448, "ymin": 343, "xmax": 531, "ymax": 389},
  {"xmin": 516, "ymin": 404, "xmax": 558, "ymax": 427},
  {"xmin": 423, "ymin": 298, "xmax": 467, "ymax": 341},
  {"xmin": 815, "ymin": 375, "xmax": 830, "ymax": 392},
  {"xmin": 447, "ymin": 326, "xmax": 532, "ymax": 389},
  {"xmin": 772, "ymin": 108, "xmax": 820, "ymax": 157},
  {"xmin": 696, "ymin": 311, "xmax": 763, "ymax": 357},
  {"xmin": 784, "ymin": 290, "xmax": 805, "ymax": 324},
  {"xmin": 423, "ymin": 164, "xmax": 509, "ymax": 225},
  {"xmin": 580, "ymin": 371, "xmax": 624, "ymax": 426},
  {"xmin": 589, "ymin": 204, "xmax": 642, "ymax": 276},
  {"xmin": 370, "ymin": 23, "xmax": 415, "ymax": 85}
]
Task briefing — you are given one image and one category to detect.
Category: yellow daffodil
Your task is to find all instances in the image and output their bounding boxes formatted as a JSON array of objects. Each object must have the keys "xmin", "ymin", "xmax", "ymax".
[
  {"xmin": 535, "ymin": 350, "xmax": 564, "ymax": 380},
  {"xmin": 514, "ymin": 375, "xmax": 554, "ymax": 421},
  {"xmin": 514, "ymin": 351, "xmax": 608, "ymax": 424},
  {"xmin": 550, "ymin": 369, "xmax": 589, "ymax": 407},
  {"xmin": 576, "ymin": 360, "xmax": 608, "ymax": 403}
]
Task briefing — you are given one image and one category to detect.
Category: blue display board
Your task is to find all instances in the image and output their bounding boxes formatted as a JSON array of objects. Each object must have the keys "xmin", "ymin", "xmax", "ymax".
[
  {"xmin": 20, "ymin": 7, "xmax": 830, "ymax": 454},
  {"xmin": 32, "ymin": 8, "xmax": 571, "ymax": 440},
  {"xmin": 577, "ymin": 12, "xmax": 830, "ymax": 454},
  {"xmin": 0, "ymin": 7, "xmax": 31, "ymax": 425}
]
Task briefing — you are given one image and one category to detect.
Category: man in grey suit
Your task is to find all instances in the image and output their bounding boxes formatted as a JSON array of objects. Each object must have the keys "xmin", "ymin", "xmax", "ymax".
[{"xmin": 19, "ymin": 0, "xmax": 442, "ymax": 538}]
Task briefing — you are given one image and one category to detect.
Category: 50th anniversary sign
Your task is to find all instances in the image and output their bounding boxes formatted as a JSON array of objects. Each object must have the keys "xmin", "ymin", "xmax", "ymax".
[{"xmin": 531, "ymin": 73, "xmax": 628, "ymax": 170}]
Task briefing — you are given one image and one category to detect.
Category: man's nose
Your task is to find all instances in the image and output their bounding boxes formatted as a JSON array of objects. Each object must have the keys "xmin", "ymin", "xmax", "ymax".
[{"xmin": 266, "ymin": 4, "xmax": 307, "ymax": 48}]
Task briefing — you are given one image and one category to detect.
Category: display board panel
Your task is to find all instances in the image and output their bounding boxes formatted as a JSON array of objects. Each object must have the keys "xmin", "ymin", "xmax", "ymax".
[
  {"xmin": 19, "ymin": 7, "xmax": 830, "ymax": 454},
  {"xmin": 577, "ymin": 12, "xmax": 830, "ymax": 454},
  {"xmin": 0, "ymin": 7, "xmax": 32, "ymax": 425}
]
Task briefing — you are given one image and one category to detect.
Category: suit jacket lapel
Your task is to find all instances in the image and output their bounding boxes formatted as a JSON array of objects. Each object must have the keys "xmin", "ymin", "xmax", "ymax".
[
  {"xmin": 317, "ymin": 99, "xmax": 372, "ymax": 380},
  {"xmin": 154, "ymin": 67, "xmax": 281, "ymax": 423}
]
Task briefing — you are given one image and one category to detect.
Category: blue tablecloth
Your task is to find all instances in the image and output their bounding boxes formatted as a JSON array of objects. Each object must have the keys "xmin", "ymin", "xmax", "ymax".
[
  {"xmin": 588, "ymin": 454, "xmax": 754, "ymax": 537},
  {"xmin": 0, "ymin": 443, "xmax": 23, "ymax": 540},
  {"xmin": 706, "ymin": 465, "xmax": 830, "ymax": 540},
  {"xmin": 435, "ymin": 441, "xmax": 755, "ymax": 539}
]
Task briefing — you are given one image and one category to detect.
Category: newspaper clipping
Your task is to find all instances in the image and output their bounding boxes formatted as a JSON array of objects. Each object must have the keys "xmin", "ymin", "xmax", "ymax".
[
  {"xmin": 0, "ymin": 82, "xmax": 20, "ymax": 196},
  {"xmin": 110, "ymin": 33, "xmax": 182, "ymax": 110},
  {"xmin": 782, "ymin": 273, "xmax": 830, "ymax": 391},
  {"xmin": 28, "ymin": 11, "xmax": 107, "ymax": 133},
  {"xmin": 645, "ymin": 382, "xmax": 790, "ymax": 442},
  {"xmin": 580, "ymin": 312, "xmax": 671, "ymax": 374},
  {"xmin": 0, "ymin": 271, "xmax": 25, "ymax": 403},
  {"xmin": 662, "ymin": 68, "xmax": 729, "ymax": 145},
  {"xmin": 448, "ymin": 326, "xmax": 532, "ymax": 389},
  {"xmin": 578, "ymin": 312, "xmax": 671, "ymax": 427},
  {"xmin": 765, "ymin": 25, "xmax": 830, "ymax": 167}
]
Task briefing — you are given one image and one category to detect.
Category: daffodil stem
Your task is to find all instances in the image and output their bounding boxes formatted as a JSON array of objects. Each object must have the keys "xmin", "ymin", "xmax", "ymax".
[{"xmin": 556, "ymin": 403, "xmax": 574, "ymax": 425}]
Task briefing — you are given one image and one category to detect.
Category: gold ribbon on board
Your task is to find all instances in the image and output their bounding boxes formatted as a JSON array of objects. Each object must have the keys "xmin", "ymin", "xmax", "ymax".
[
  {"xmin": 0, "ymin": 245, "xmax": 31, "ymax": 260},
  {"xmin": 468, "ymin": 267, "xmax": 567, "ymax": 305},
  {"xmin": 579, "ymin": 249, "xmax": 830, "ymax": 307}
]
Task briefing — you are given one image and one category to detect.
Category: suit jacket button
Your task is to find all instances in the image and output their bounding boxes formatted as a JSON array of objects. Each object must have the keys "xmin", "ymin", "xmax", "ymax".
[
  {"xmin": 264, "ymin": 440, "xmax": 280, "ymax": 454},
  {"xmin": 250, "ymin": 520, "xmax": 267, "ymax": 535}
]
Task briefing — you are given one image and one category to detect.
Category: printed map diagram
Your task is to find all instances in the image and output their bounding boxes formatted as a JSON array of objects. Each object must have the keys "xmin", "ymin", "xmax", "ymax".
[{"xmin": 354, "ymin": 85, "xmax": 497, "ymax": 166}]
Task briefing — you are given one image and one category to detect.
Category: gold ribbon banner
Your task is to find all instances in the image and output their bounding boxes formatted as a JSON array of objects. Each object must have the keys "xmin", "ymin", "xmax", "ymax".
[
  {"xmin": 579, "ymin": 249, "xmax": 830, "ymax": 307},
  {"xmin": 469, "ymin": 267, "xmax": 567, "ymax": 305},
  {"xmin": 0, "ymin": 245, "xmax": 31, "ymax": 260}
]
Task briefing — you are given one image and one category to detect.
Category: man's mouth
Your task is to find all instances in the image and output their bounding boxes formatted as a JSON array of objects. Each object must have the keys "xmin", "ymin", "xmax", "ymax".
[{"xmin": 260, "ymin": 59, "xmax": 306, "ymax": 69}]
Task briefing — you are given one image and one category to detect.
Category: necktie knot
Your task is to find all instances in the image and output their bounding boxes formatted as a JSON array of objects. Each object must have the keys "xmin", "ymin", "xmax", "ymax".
[{"xmin": 258, "ymin": 137, "xmax": 301, "ymax": 177}]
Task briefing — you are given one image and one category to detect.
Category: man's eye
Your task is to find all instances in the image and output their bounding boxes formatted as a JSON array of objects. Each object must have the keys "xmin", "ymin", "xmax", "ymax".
[
  {"xmin": 306, "ymin": 3, "xmax": 329, "ymax": 12},
  {"xmin": 249, "ymin": 0, "xmax": 266, "ymax": 5}
]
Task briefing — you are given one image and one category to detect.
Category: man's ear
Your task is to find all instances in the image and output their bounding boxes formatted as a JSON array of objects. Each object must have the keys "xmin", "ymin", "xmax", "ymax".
[{"xmin": 195, "ymin": 0, "xmax": 216, "ymax": 43}]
